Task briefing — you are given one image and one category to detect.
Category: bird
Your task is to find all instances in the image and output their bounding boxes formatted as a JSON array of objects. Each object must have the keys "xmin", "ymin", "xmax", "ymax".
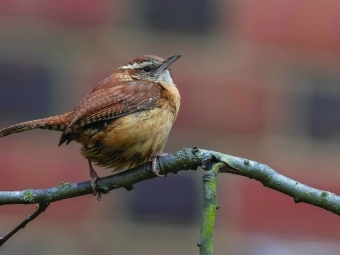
[{"xmin": 0, "ymin": 54, "xmax": 182, "ymax": 200}]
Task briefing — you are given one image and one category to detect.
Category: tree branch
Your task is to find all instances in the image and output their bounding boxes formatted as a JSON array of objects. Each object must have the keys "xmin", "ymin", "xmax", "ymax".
[
  {"xmin": 198, "ymin": 162, "xmax": 222, "ymax": 255},
  {"xmin": 1, "ymin": 147, "xmax": 340, "ymax": 247},
  {"xmin": 0, "ymin": 202, "xmax": 49, "ymax": 246}
]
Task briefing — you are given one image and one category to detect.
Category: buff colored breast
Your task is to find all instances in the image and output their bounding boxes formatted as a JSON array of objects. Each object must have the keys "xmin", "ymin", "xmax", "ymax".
[{"xmin": 79, "ymin": 87, "xmax": 180, "ymax": 172}]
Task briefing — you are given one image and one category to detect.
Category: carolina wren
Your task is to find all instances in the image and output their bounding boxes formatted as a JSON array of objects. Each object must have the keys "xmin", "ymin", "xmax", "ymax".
[{"xmin": 0, "ymin": 54, "xmax": 182, "ymax": 200}]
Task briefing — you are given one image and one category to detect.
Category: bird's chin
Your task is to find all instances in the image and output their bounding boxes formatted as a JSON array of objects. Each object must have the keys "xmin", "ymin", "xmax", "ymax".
[{"xmin": 157, "ymin": 70, "xmax": 174, "ymax": 85}]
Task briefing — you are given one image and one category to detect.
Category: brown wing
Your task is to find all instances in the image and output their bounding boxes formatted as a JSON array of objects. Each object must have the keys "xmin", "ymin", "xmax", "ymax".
[{"xmin": 59, "ymin": 80, "xmax": 161, "ymax": 145}]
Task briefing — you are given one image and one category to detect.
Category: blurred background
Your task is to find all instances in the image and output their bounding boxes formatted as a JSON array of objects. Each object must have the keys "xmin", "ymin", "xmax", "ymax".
[{"xmin": 0, "ymin": 0, "xmax": 340, "ymax": 254}]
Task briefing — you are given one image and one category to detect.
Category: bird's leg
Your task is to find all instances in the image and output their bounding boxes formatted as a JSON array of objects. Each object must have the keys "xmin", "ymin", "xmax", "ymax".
[
  {"xmin": 150, "ymin": 152, "xmax": 168, "ymax": 177},
  {"xmin": 87, "ymin": 159, "xmax": 101, "ymax": 201}
]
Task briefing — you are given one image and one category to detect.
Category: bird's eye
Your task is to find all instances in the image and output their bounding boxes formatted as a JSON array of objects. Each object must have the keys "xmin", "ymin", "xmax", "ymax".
[{"xmin": 143, "ymin": 66, "xmax": 151, "ymax": 72}]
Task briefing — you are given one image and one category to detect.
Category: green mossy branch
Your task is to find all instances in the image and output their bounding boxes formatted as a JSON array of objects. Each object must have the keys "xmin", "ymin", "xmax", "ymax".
[{"xmin": 198, "ymin": 162, "xmax": 222, "ymax": 255}]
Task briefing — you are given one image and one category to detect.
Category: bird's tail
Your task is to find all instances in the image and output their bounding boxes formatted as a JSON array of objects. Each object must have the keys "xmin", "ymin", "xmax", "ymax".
[{"xmin": 0, "ymin": 112, "xmax": 73, "ymax": 138}]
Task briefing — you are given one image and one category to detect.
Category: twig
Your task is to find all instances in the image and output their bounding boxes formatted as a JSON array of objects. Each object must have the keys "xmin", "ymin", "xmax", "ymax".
[
  {"xmin": 1, "ymin": 147, "xmax": 340, "ymax": 246},
  {"xmin": 0, "ymin": 202, "xmax": 49, "ymax": 246},
  {"xmin": 197, "ymin": 162, "xmax": 222, "ymax": 255}
]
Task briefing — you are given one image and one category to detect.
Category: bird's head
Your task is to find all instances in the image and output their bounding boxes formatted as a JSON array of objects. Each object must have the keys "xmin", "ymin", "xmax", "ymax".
[{"xmin": 117, "ymin": 54, "xmax": 182, "ymax": 85}]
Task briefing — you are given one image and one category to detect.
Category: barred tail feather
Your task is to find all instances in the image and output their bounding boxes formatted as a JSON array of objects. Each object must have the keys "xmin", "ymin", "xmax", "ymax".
[{"xmin": 0, "ymin": 112, "xmax": 72, "ymax": 138}]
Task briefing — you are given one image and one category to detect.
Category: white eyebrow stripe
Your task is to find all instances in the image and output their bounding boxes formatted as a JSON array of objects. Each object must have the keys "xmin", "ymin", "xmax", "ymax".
[{"xmin": 119, "ymin": 61, "xmax": 155, "ymax": 70}]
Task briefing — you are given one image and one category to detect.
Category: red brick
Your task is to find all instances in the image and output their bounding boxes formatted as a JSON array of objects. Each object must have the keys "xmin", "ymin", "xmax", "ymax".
[
  {"xmin": 177, "ymin": 76, "xmax": 270, "ymax": 134},
  {"xmin": 0, "ymin": 0, "xmax": 120, "ymax": 26},
  {"xmin": 237, "ymin": 0, "xmax": 340, "ymax": 50}
]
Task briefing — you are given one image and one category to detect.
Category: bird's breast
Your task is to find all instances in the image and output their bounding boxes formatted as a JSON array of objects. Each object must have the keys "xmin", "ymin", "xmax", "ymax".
[
  {"xmin": 105, "ymin": 99, "xmax": 176, "ymax": 153},
  {"xmin": 80, "ymin": 97, "xmax": 179, "ymax": 172}
]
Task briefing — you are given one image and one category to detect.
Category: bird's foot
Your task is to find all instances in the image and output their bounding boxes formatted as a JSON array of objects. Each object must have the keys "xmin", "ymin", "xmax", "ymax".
[
  {"xmin": 151, "ymin": 152, "xmax": 168, "ymax": 177},
  {"xmin": 88, "ymin": 159, "xmax": 101, "ymax": 201}
]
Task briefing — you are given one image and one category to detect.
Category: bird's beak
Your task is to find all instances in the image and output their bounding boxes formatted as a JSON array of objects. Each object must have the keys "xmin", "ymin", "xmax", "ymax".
[{"xmin": 153, "ymin": 54, "xmax": 182, "ymax": 76}]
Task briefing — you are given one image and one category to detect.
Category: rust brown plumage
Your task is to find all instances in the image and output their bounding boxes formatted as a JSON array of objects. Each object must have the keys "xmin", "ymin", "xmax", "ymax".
[{"xmin": 0, "ymin": 54, "xmax": 182, "ymax": 200}]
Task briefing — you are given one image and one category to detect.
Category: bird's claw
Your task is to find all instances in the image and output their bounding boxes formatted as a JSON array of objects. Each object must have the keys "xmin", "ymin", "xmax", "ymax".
[{"xmin": 151, "ymin": 153, "xmax": 168, "ymax": 177}]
